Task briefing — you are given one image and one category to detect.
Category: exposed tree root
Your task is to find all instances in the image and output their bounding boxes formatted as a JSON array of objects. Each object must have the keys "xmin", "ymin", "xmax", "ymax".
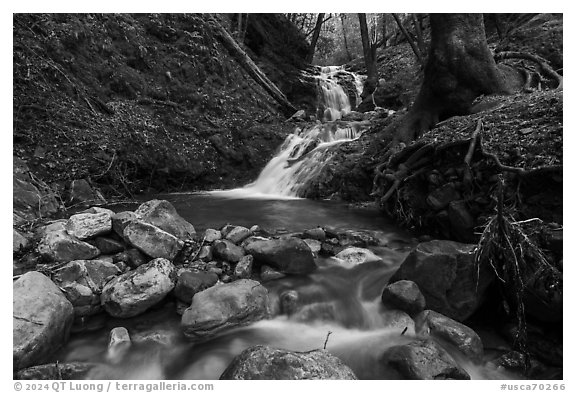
[{"xmin": 495, "ymin": 51, "xmax": 563, "ymax": 89}]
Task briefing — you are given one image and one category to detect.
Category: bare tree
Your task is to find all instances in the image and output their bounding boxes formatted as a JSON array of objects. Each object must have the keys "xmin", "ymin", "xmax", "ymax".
[
  {"xmin": 306, "ymin": 13, "xmax": 325, "ymax": 63},
  {"xmin": 358, "ymin": 13, "xmax": 379, "ymax": 99}
]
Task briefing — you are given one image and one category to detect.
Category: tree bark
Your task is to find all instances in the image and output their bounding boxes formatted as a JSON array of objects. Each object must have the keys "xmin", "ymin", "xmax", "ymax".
[
  {"xmin": 358, "ymin": 13, "xmax": 379, "ymax": 99},
  {"xmin": 395, "ymin": 13, "xmax": 512, "ymax": 141},
  {"xmin": 207, "ymin": 15, "xmax": 297, "ymax": 116},
  {"xmin": 306, "ymin": 13, "xmax": 325, "ymax": 63}
]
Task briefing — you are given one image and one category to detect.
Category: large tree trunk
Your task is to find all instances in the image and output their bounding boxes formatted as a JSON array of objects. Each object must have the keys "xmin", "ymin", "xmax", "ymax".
[
  {"xmin": 340, "ymin": 14, "xmax": 352, "ymax": 61},
  {"xmin": 306, "ymin": 13, "xmax": 325, "ymax": 63},
  {"xmin": 208, "ymin": 15, "xmax": 297, "ymax": 116},
  {"xmin": 395, "ymin": 13, "xmax": 512, "ymax": 141},
  {"xmin": 358, "ymin": 13, "xmax": 379, "ymax": 99}
]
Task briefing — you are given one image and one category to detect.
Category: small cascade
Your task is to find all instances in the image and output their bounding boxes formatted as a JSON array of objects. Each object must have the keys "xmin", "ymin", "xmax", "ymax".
[
  {"xmin": 316, "ymin": 66, "xmax": 364, "ymax": 121},
  {"xmin": 213, "ymin": 122, "xmax": 365, "ymax": 199}
]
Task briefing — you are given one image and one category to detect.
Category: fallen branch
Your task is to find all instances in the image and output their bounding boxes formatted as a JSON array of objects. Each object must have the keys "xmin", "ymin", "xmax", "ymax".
[
  {"xmin": 464, "ymin": 120, "xmax": 483, "ymax": 165},
  {"xmin": 323, "ymin": 331, "xmax": 333, "ymax": 350}
]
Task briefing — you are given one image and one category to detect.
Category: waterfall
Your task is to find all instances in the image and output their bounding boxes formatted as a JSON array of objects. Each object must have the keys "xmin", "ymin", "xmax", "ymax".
[
  {"xmin": 212, "ymin": 122, "xmax": 365, "ymax": 199},
  {"xmin": 210, "ymin": 66, "xmax": 366, "ymax": 199},
  {"xmin": 316, "ymin": 66, "xmax": 364, "ymax": 122}
]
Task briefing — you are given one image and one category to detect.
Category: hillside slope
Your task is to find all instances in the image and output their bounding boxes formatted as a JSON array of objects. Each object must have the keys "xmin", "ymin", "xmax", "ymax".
[{"xmin": 14, "ymin": 13, "xmax": 304, "ymax": 199}]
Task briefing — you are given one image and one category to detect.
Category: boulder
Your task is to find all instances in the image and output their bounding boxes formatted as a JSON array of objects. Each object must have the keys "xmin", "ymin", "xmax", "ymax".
[
  {"xmin": 123, "ymin": 220, "xmax": 184, "ymax": 260},
  {"xmin": 111, "ymin": 211, "xmax": 138, "ymax": 238},
  {"xmin": 226, "ymin": 226, "xmax": 252, "ymax": 244},
  {"xmin": 135, "ymin": 199, "xmax": 195, "ymax": 239},
  {"xmin": 37, "ymin": 221, "xmax": 100, "ymax": 263},
  {"xmin": 16, "ymin": 362, "xmax": 98, "ymax": 380},
  {"xmin": 380, "ymin": 339, "xmax": 470, "ymax": 380},
  {"xmin": 415, "ymin": 310, "xmax": 483, "ymax": 362},
  {"xmin": 65, "ymin": 212, "xmax": 112, "ymax": 240},
  {"xmin": 212, "ymin": 240, "xmax": 245, "ymax": 263},
  {"xmin": 52, "ymin": 259, "xmax": 121, "ymax": 316},
  {"xmin": 337, "ymin": 230, "xmax": 379, "ymax": 248},
  {"xmin": 174, "ymin": 271, "xmax": 219, "ymax": 303},
  {"xmin": 101, "ymin": 258, "xmax": 176, "ymax": 318},
  {"xmin": 303, "ymin": 239, "xmax": 321, "ymax": 254},
  {"xmin": 389, "ymin": 240, "xmax": 493, "ymax": 321},
  {"xmin": 335, "ymin": 247, "xmax": 382, "ymax": 266},
  {"xmin": 107, "ymin": 327, "xmax": 131, "ymax": 364},
  {"xmin": 13, "ymin": 229, "xmax": 29, "ymax": 253},
  {"xmin": 245, "ymin": 237, "xmax": 317, "ymax": 275},
  {"xmin": 303, "ymin": 227, "xmax": 326, "ymax": 241},
  {"xmin": 220, "ymin": 346, "xmax": 357, "ymax": 380},
  {"xmin": 68, "ymin": 179, "xmax": 106, "ymax": 206},
  {"xmin": 235, "ymin": 255, "xmax": 254, "ymax": 279},
  {"xmin": 181, "ymin": 279, "xmax": 269, "ymax": 339},
  {"xmin": 203, "ymin": 228, "xmax": 222, "ymax": 243},
  {"xmin": 381, "ymin": 280, "xmax": 426, "ymax": 315},
  {"xmin": 279, "ymin": 290, "xmax": 299, "ymax": 315},
  {"xmin": 13, "ymin": 272, "xmax": 74, "ymax": 370}
]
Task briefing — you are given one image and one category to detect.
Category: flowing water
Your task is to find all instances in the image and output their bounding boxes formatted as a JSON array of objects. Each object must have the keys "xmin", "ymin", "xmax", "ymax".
[{"xmin": 54, "ymin": 66, "xmax": 517, "ymax": 380}]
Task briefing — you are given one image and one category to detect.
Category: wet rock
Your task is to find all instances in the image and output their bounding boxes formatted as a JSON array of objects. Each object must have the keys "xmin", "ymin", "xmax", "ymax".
[
  {"xmin": 293, "ymin": 302, "xmax": 337, "ymax": 323},
  {"xmin": 415, "ymin": 310, "xmax": 483, "ymax": 362},
  {"xmin": 16, "ymin": 362, "xmax": 98, "ymax": 380},
  {"xmin": 203, "ymin": 228, "xmax": 222, "ymax": 243},
  {"xmin": 213, "ymin": 240, "xmax": 245, "ymax": 263},
  {"xmin": 235, "ymin": 255, "xmax": 254, "ymax": 279},
  {"xmin": 303, "ymin": 239, "xmax": 322, "ymax": 254},
  {"xmin": 220, "ymin": 224, "xmax": 236, "ymax": 238},
  {"xmin": 89, "ymin": 236, "xmax": 125, "ymax": 254},
  {"xmin": 226, "ymin": 226, "xmax": 252, "ymax": 244},
  {"xmin": 65, "ymin": 212, "xmax": 112, "ymax": 240},
  {"xmin": 111, "ymin": 211, "xmax": 138, "ymax": 238},
  {"xmin": 245, "ymin": 237, "xmax": 317, "ymax": 275},
  {"xmin": 52, "ymin": 259, "xmax": 120, "ymax": 316},
  {"xmin": 280, "ymin": 290, "xmax": 299, "ymax": 315},
  {"xmin": 107, "ymin": 327, "xmax": 131, "ymax": 364},
  {"xmin": 220, "ymin": 346, "xmax": 357, "ymax": 380},
  {"xmin": 382, "ymin": 280, "xmax": 426, "ymax": 315},
  {"xmin": 337, "ymin": 230, "xmax": 379, "ymax": 247},
  {"xmin": 260, "ymin": 265, "xmax": 286, "ymax": 281},
  {"xmin": 320, "ymin": 238, "xmax": 344, "ymax": 256},
  {"xmin": 288, "ymin": 109, "xmax": 307, "ymax": 122},
  {"xmin": 13, "ymin": 229, "xmax": 29, "ymax": 253},
  {"xmin": 380, "ymin": 339, "xmax": 470, "ymax": 380},
  {"xmin": 426, "ymin": 183, "xmax": 461, "ymax": 210},
  {"xmin": 303, "ymin": 227, "xmax": 326, "ymax": 241},
  {"xmin": 13, "ymin": 272, "xmax": 74, "ymax": 370},
  {"xmin": 123, "ymin": 220, "xmax": 184, "ymax": 260},
  {"xmin": 335, "ymin": 247, "xmax": 382, "ymax": 266},
  {"xmin": 37, "ymin": 221, "xmax": 100, "ymax": 263},
  {"xmin": 380, "ymin": 310, "xmax": 416, "ymax": 335},
  {"xmin": 389, "ymin": 240, "xmax": 493, "ymax": 321},
  {"xmin": 174, "ymin": 271, "xmax": 219, "ymax": 303},
  {"xmin": 71, "ymin": 313, "xmax": 107, "ymax": 334},
  {"xmin": 134, "ymin": 199, "xmax": 195, "ymax": 239},
  {"xmin": 68, "ymin": 179, "xmax": 106, "ymax": 206},
  {"xmin": 197, "ymin": 245, "xmax": 213, "ymax": 261},
  {"xmin": 181, "ymin": 279, "xmax": 269, "ymax": 340},
  {"xmin": 101, "ymin": 258, "xmax": 176, "ymax": 318}
]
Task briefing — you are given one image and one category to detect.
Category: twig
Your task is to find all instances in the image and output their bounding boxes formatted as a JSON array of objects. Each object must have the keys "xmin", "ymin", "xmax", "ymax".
[
  {"xmin": 323, "ymin": 331, "xmax": 333, "ymax": 350},
  {"xmin": 464, "ymin": 120, "xmax": 483, "ymax": 165}
]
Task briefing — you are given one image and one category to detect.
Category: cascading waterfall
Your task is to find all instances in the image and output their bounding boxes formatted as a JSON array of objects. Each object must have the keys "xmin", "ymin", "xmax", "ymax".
[
  {"xmin": 211, "ymin": 122, "xmax": 365, "ymax": 199},
  {"xmin": 211, "ymin": 66, "xmax": 366, "ymax": 199},
  {"xmin": 316, "ymin": 65, "xmax": 364, "ymax": 121}
]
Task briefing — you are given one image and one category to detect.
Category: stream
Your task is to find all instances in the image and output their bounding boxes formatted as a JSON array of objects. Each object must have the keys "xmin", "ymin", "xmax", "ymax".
[{"xmin": 52, "ymin": 66, "xmax": 518, "ymax": 380}]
